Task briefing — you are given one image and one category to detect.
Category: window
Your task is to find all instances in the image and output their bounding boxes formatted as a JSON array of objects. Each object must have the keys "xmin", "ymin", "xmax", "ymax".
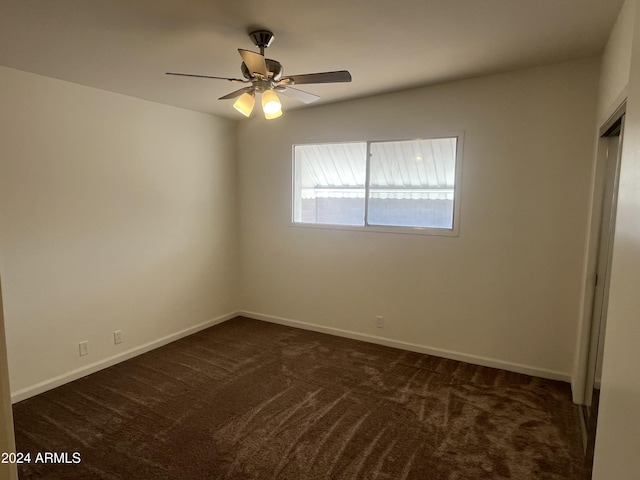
[{"xmin": 292, "ymin": 136, "xmax": 461, "ymax": 234}]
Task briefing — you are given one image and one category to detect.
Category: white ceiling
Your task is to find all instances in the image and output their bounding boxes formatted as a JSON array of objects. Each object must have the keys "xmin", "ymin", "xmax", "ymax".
[{"xmin": 0, "ymin": 0, "xmax": 624, "ymax": 120}]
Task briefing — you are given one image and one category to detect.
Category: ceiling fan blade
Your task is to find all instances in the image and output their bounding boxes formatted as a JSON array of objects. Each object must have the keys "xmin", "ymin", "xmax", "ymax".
[
  {"xmin": 218, "ymin": 87, "xmax": 254, "ymax": 100},
  {"xmin": 166, "ymin": 72, "xmax": 246, "ymax": 82},
  {"xmin": 282, "ymin": 70, "xmax": 352, "ymax": 85},
  {"xmin": 279, "ymin": 87, "xmax": 320, "ymax": 104},
  {"xmin": 238, "ymin": 49, "xmax": 268, "ymax": 77}
]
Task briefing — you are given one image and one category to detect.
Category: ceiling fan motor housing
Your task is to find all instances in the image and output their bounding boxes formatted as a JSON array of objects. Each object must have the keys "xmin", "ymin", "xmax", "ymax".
[{"xmin": 241, "ymin": 59, "xmax": 283, "ymax": 81}]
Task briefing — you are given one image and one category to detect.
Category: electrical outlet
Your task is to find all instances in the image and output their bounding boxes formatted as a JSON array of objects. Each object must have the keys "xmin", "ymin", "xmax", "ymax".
[
  {"xmin": 114, "ymin": 330, "xmax": 122, "ymax": 345},
  {"xmin": 376, "ymin": 316, "xmax": 384, "ymax": 328},
  {"xmin": 79, "ymin": 341, "xmax": 88, "ymax": 356}
]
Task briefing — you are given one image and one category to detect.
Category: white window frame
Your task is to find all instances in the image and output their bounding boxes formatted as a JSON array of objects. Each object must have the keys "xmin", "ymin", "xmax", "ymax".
[{"xmin": 291, "ymin": 134, "xmax": 464, "ymax": 236}]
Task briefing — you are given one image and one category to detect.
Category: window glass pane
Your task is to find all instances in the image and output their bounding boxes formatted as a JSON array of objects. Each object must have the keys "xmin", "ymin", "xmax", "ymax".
[
  {"xmin": 367, "ymin": 138, "xmax": 457, "ymax": 229},
  {"xmin": 293, "ymin": 143, "xmax": 367, "ymax": 226}
]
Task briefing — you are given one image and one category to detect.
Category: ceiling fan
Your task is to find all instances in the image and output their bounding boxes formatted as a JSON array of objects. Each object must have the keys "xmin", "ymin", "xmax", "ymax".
[{"xmin": 166, "ymin": 30, "xmax": 352, "ymax": 119}]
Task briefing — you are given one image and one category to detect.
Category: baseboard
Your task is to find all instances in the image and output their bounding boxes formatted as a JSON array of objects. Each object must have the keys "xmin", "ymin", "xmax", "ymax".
[
  {"xmin": 11, "ymin": 311, "xmax": 239, "ymax": 403},
  {"xmin": 13, "ymin": 310, "xmax": 571, "ymax": 403},
  {"xmin": 240, "ymin": 310, "xmax": 571, "ymax": 383}
]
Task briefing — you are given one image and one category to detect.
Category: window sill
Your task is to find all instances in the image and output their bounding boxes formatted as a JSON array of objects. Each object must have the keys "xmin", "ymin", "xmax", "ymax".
[{"xmin": 290, "ymin": 221, "xmax": 459, "ymax": 237}]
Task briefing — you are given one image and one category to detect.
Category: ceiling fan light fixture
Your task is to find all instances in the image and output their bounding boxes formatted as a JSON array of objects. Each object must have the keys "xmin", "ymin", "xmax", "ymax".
[
  {"xmin": 264, "ymin": 108, "xmax": 283, "ymax": 120},
  {"xmin": 262, "ymin": 90, "xmax": 282, "ymax": 117},
  {"xmin": 233, "ymin": 92, "xmax": 255, "ymax": 117}
]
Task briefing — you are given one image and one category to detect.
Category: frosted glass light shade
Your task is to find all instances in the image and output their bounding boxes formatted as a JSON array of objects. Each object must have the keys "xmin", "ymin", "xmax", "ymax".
[
  {"xmin": 233, "ymin": 92, "xmax": 255, "ymax": 117},
  {"xmin": 262, "ymin": 90, "xmax": 282, "ymax": 117},
  {"xmin": 264, "ymin": 109, "xmax": 283, "ymax": 119}
]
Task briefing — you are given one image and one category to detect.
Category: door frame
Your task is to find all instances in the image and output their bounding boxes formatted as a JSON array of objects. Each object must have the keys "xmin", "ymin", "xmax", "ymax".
[
  {"xmin": 573, "ymin": 101, "xmax": 626, "ymax": 405},
  {"xmin": 583, "ymin": 115, "xmax": 624, "ymax": 404},
  {"xmin": 0, "ymin": 276, "xmax": 18, "ymax": 480}
]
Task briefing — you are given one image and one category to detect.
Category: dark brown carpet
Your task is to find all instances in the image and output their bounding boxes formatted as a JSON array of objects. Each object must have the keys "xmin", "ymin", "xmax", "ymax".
[{"xmin": 13, "ymin": 317, "xmax": 587, "ymax": 479}]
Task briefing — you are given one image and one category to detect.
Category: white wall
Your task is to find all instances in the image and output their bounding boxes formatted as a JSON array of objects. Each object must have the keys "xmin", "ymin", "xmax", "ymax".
[
  {"xmin": 0, "ymin": 66, "xmax": 239, "ymax": 399},
  {"xmin": 573, "ymin": 0, "xmax": 636, "ymax": 406},
  {"xmin": 592, "ymin": 0, "xmax": 640, "ymax": 477},
  {"xmin": 571, "ymin": 0, "xmax": 636, "ymax": 402},
  {"xmin": 238, "ymin": 58, "xmax": 599, "ymax": 380},
  {"xmin": 598, "ymin": 0, "xmax": 635, "ymax": 125}
]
